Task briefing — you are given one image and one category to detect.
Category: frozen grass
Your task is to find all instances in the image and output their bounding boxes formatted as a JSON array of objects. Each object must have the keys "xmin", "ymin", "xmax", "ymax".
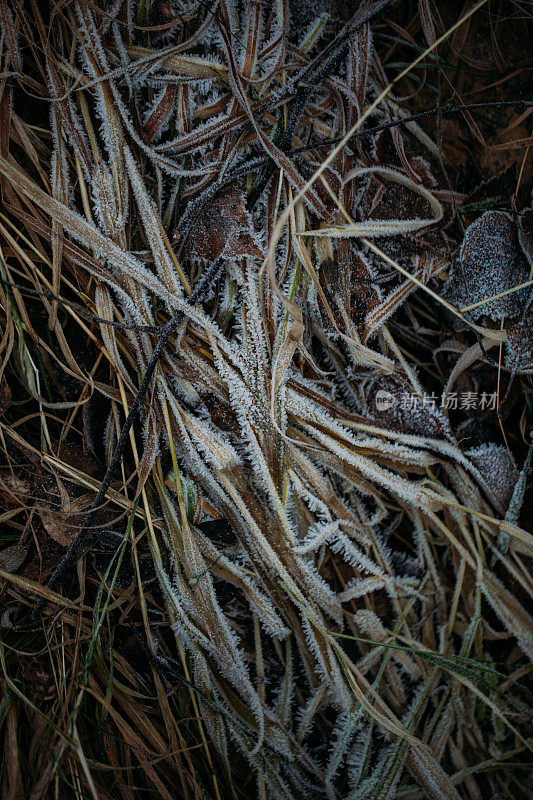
[{"xmin": 0, "ymin": 1, "xmax": 532, "ymax": 798}]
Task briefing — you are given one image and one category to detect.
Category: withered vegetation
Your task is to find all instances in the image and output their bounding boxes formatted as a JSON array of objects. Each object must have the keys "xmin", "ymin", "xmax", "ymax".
[{"xmin": 0, "ymin": 1, "xmax": 532, "ymax": 798}]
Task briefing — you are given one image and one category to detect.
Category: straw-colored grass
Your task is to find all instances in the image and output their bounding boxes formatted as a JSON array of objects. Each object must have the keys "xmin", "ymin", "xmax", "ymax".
[{"xmin": 0, "ymin": 1, "xmax": 532, "ymax": 798}]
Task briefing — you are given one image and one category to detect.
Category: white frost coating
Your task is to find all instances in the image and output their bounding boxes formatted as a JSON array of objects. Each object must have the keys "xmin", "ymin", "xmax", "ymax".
[
  {"xmin": 302, "ymin": 165, "xmax": 443, "ymax": 238},
  {"xmin": 325, "ymin": 708, "xmax": 364, "ymax": 791},
  {"xmin": 293, "ymin": 521, "xmax": 340, "ymax": 554}
]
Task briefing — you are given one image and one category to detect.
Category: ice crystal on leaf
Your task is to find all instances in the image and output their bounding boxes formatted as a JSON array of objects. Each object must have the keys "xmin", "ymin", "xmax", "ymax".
[
  {"xmin": 444, "ymin": 211, "xmax": 530, "ymax": 321},
  {"xmin": 465, "ymin": 443, "xmax": 517, "ymax": 511},
  {"xmin": 505, "ymin": 310, "xmax": 533, "ymax": 374}
]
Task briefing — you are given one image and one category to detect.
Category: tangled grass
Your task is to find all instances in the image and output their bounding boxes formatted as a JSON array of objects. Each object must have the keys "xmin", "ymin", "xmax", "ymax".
[{"xmin": 0, "ymin": 1, "xmax": 532, "ymax": 798}]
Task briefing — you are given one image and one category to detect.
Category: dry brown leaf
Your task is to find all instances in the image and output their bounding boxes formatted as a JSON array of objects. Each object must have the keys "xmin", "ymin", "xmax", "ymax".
[
  {"xmin": 181, "ymin": 181, "xmax": 264, "ymax": 263},
  {"xmin": 36, "ymin": 506, "xmax": 75, "ymax": 547},
  {"xmin": 0, "ymin": 545, "xmax": 28, "ymax": 574},
  {"xmin": 0, "ymin": 374, "xmax": 11, "ymax": 416}
]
